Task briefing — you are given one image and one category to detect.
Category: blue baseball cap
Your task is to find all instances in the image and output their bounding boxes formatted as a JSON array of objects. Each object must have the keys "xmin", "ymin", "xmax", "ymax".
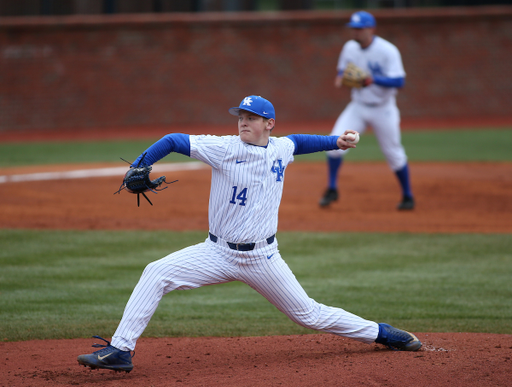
[
  {"xmin": 346, "ymin": 11, "xmax": 376, "ymax": 28},
  {"xmin": 229, "ymin": 95, "xmax": 275, "ymax": 120}
]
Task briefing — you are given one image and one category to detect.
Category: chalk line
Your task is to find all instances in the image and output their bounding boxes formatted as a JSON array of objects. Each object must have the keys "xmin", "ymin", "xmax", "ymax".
[{"xmin": 0, "ymin": 162, "xmax": 207, "ymax": 184}]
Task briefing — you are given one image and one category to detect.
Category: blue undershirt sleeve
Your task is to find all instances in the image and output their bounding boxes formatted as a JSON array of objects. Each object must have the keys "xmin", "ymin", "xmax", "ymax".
[
  {"xmin": 287, "ymin": 134, "xmax": 340, "ymax": 155},
  {"xmin": 131, "ymin": 133, "xmax": 191, "ymax": 167},
  {"xmin": 373, "ymin": 76, "xmax": 405, "ymax": 88}
]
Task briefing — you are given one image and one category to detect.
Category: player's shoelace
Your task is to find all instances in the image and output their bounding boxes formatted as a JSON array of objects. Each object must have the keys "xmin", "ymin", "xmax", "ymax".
[
  {"xmin": 90, "ymin": 335, "xmax": 112, "ymax": 350},
  {"xmin": 90, "ymin": 335, "xmax": 135, "ymax": 358}
]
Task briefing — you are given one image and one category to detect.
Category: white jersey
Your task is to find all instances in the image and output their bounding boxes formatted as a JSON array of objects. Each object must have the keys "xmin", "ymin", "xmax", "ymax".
[
  {"xmin": 111, "ymin": 132, "xmax": 380, "ymax": 353},
  {"xmin": 190, "ymin": 134, "xmax": 295, "ymax": 243},
  {"xmin": 337, "ymin": 36, "xmax": 405, "ymax": 105}
]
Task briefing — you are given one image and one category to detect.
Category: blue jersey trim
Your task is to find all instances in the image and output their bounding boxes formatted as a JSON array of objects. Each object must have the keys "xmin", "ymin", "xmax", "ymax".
[
  {"xmin": 287, "ymin": 134, "xmax": 339, "ymax": 155},
  {"xmin": 373, "ymin": 76, "xmax": 405, "ymax": 88},
  {"xmin": 131, "ymin": 133, "xmax": 191, "ymax": 166}
]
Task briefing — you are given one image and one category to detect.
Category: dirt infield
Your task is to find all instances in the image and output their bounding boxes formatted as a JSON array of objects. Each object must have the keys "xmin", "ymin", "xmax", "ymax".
[
  {"xmin": 1, "ymin": 147, "xmax": 511, "ymax": 385},
  {"xmin": 1, "ymin": 161, "xmax": 511, "ymax": 233},
  {"xmin": 2, "ymin": 333, "xmax": 512, "ymax": 387}
]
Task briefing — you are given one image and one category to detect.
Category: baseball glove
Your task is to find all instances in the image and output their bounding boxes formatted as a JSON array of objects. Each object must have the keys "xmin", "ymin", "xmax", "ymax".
[
  {"xmin": 114, "ymin": 153, "xmax": 177, "ymax": 207},
  {"xmin": 341, "ymin": 63, "xmax": 369, "ymax": 88}
]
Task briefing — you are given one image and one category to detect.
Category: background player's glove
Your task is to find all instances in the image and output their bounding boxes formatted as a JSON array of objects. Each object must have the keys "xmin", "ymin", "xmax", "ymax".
[
  {"xmin": 114, "ymin": 153, "xmax": 177, "ymax": 207},
  {"xmin": 341, "ymin": 63, "xmax": 369, "ymax": 88}
]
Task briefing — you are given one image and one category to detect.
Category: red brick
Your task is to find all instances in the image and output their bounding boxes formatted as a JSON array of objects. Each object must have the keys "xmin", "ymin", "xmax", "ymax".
[{"xmin": 0, "ymin": 6, "xmax": 511, "ymax": 133}]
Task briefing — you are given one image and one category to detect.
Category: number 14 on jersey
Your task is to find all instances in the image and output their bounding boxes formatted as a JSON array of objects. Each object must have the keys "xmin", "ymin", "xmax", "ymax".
[{"xmin": 230, "ymin": 186, "xmax": 248, "ymax": 206}]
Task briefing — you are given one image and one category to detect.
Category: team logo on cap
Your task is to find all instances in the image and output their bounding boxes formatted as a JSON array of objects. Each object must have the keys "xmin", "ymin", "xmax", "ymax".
[
  {"xmin": 352, "ymin": 14, "xmax": 361, "ymax": 23},
  {"xmin": 242, "ymin": 97, "xmax": 253, "ymax": 106}
]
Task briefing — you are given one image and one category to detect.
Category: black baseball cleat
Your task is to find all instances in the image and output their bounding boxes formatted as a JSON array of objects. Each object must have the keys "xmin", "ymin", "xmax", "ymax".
[
  {"xmin": 77, "ymin": 336, "xmax": 133, "ymax": 373},
  {"xmin": 397, "ymin": 196, "xmax": 415, "ymax": 211},
  {"xmin": 319, "ymin": 188, "xmax": 338, "ymax": 207},
  {"xmin": 375, "ymin": 323, "xmax": 422, "ymax": 351}
]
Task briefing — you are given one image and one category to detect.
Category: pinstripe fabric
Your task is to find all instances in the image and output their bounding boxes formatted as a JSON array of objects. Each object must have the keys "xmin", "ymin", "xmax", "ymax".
[
  {"xmin": 190, "ymin": 135, "xmax": 293, "ymax": 243},
  {"xmin": 111, "ymin": 134, "xmax": 378, "ymax": 351},
  {"xmin": 112, "ymin": 238, "xmax": 378, "ymax": 351}
]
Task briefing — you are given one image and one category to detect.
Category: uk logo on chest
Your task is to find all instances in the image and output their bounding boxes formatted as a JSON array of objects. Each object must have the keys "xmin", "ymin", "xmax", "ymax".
[
  {"xmin": 271, "ymin": 159, "xmax": 285, "ymax": 182},
  {"xmin": 368, "ymin": 61, "xmax": 384, "ymax": 76}
]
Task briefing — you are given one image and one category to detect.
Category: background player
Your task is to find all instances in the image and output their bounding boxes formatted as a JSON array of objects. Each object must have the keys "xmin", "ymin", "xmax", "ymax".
[
  {"xmin": 77, "ymin": 95, "xmax": 421, "ymax": 372},
  {"xmin": 319, "ymin": 11, "xmax": 414, "ymax": 211}
]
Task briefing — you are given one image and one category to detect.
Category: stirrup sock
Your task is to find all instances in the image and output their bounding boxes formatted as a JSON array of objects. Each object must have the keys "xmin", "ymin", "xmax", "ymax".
[
  {"xmin": 327, "ymin": 155, "xmax": 343, "ymax": 189},
  {"xmin": 395, "ymin": 163, "xmax": 413, "ymax": 198}
]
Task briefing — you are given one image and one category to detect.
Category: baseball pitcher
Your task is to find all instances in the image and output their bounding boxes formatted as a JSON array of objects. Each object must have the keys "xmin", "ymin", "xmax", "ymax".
[{"xmin": 77, "ymin": 95, "xmax": 421, "ymax": 373}]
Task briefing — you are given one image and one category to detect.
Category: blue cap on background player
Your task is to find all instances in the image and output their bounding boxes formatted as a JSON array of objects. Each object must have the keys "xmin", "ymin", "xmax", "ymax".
[
  {"xmin": 346, "ymin": 11, "xmax": 376, "ymax": 28},
  {"xmin": 229, "ymin": 95, "xmax": 275, "ymax": 120}
]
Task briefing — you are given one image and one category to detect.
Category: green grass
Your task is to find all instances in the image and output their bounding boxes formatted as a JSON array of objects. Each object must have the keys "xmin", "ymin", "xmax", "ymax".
[
  {"xmin": 1, "ymin": 127, "xmax": 510, "ymax": 342},
  {"xmin": 0, "ymin": 139, "xmax": 191, "ymax": 167},
  {"xmin": 1, "ymin": 230, "xmax": 511, "ymax": 341},
  {"xmin": 1, "ymin": 128, "xmax": 511, "ymax": 167}
]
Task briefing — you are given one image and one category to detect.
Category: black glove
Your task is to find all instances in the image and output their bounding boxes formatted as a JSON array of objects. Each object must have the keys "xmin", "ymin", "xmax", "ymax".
[{"xmin": 114, "ymin": 153, "xmax": 177, "ymax": 206}]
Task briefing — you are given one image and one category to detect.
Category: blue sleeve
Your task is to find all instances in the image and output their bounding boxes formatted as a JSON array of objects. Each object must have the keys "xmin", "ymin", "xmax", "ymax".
[
  {"xmin": 131, "ymin": 133, "xmax": 191, "ymax": 167},
  {"xmin": 286, "ymin": 134, "xmax": 339, "ymax": 155},
  {"xmin": 373, "ymin": 76, "xmax": 405, "ymax": 88}
]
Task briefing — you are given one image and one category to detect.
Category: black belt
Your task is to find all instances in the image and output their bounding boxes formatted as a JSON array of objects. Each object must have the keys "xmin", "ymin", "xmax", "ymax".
[
  {"xmin": 360, "ymin": 101, "xmax": 387, "ymax": 107},
  {"xmin": 209, "ymin": 232, "xmax": 275, "ymax": 251}
]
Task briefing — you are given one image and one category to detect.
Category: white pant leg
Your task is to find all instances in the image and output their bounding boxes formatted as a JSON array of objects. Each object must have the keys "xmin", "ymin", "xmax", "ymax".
[
  {"xmin": 112, "ymin": 241, "xmax": 232, "ymax": 351},
  {"xmin": 327, "ymin": 101, "xmax": 368, "ymax": 159},
  {"xmin": 238, "ymin": 249, "xmax": 378, "ymax": 344},
  {"xmin": 367, "ymin": 101, "xmax": 408, "ymax": 171}
]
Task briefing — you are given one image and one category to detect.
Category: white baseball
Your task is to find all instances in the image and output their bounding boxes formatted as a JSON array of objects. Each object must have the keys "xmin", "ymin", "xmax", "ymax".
[{"xmin": 345, "ymin": 132, "xmax": 360, "ymax": 144}]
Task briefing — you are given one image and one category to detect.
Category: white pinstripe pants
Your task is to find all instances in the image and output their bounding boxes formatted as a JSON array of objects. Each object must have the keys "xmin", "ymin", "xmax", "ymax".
[
  {"xmin": 327, "ymin": 99, "xmax": 408, "ymax": 172},
  {"xmin": 111, "ymin": 238, "xmax": 379, "ymax": 351}
]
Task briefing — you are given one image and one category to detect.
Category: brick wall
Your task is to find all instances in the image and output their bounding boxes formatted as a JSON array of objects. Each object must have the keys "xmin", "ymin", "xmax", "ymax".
[{"xmin": 1, "ymin": 6, "xmax": 511, "ymax": 132}]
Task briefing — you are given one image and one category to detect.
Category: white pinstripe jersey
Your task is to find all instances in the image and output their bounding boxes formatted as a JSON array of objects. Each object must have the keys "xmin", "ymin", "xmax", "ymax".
[{"xmin": 190, "ymin": 134, "xmax": 295, "ymax": 243}]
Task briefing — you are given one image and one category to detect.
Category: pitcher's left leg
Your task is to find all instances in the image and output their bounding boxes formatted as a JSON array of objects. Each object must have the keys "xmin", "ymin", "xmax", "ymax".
[{"xmin": 240, "ymin": 252, "xmax": 378, "ymax": 344}]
